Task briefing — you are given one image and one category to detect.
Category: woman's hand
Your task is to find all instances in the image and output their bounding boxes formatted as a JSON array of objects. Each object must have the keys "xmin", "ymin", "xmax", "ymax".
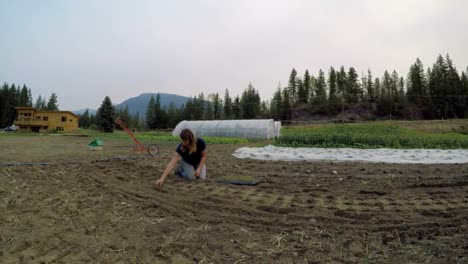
[
  {"xmin": 154, "ymin": 152, "xmax": 180, "ymax": 189},
  {"xmin": 154, "ymin": 178, "xmax": 164, "ymax": 188}
]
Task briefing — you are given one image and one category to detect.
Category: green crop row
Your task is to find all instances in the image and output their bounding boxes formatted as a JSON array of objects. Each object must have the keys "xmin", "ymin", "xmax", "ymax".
[{"xmin": 276, "ymin": 123, "xmax": 468, "ymax": 149}]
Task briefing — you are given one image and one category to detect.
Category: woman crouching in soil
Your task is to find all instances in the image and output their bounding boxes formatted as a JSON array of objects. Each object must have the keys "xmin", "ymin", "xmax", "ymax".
[{"xmin": 154, "ymin": 128, "xmax": 207, "ymax": 188}]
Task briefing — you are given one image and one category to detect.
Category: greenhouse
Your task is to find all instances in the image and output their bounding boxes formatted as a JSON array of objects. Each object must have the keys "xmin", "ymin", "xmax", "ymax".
[{"xmin": 172, "ymin": 119, "xmax": 281, "ymax": 139}]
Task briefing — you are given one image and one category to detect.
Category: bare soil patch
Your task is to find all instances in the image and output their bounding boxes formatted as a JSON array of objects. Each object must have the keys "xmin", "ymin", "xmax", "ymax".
[{"xmin": 0, "ymin": 135, "xmax": 467, "ymax": 263}]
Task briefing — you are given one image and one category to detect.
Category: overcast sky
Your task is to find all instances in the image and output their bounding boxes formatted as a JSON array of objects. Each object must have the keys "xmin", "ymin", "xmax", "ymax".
[{"xmin": 1, "ymin": 0, "xmax": 467, "ymax": 110}]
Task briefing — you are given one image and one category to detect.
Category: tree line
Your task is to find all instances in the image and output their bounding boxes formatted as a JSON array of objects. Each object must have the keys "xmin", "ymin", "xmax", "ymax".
[
  {"xmin": 272, "ymin": 54, "xmax": 468, "ymax": 121},
  {"xmin": 82, "ymin": 85, "xmax": 265, "ymax": 132},
  {"xmin": 3, "ymin": 53, "xmax": 468, "ymax": 131},
  {"xmin": 140, "ymin": 54, "xmax": 468, "ymax": 129},
  {"xmin": 0, "ymin": 83, "xmax": 59, "ymax": 128}
]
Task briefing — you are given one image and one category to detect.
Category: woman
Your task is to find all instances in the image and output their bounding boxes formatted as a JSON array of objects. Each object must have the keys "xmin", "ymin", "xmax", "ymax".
[{"xmin": 154, "ymin": 128, "xmax": 207, "ymax": 188}]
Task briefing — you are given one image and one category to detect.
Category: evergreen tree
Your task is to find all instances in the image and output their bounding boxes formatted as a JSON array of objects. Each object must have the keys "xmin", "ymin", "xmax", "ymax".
[
  {"xmin": 270, "ymin": 85, "xmax": 283, "ymax": 120},
  {"xmin": 83, "ymin": 109, "xmax": 91, "ymax": 128},
  {"xmin": 46, "ymin": 93, "xmax": 59, "ymax": 111},
  {"xmin": 407, "ymin": 58, "xmax": 427, "ymax": 106},
  {"xmin": 87, "ymin": 113, "xmax": 96, "ymax": 129},
  {"xmin": 183, "ymin": 99, "xmax": 194, "ymax": 120},
  {"xmin": 34, "ymin": 95, "xmax": 47, "ymax": 109},
  {"xmin": 399, "ymin": 77, "xmax": 405, "ymax": 96},
  {"xmin": 27, "ymin": 88, "xmax": 33, "ymax": 107},
  {"xmin": 192, "ymin": 93, "xmax": 205, "ymax": 120},
  {"xmin": 445, "ymin": 54, "xmax": 462, "ymax": 117},
  {"xmin": 78, "ymin": 109, "xmax": 91, "ymax": 128},
  {"xmin": 145, "ymin": 96, "xmax": 156, "ymax": 129},
  {"xmin": 211, "ymin": 93, "xmax": 222, "ymax": 119},
  {"xmin": 337, "ymin": 66, "xmax": 347, "ymax": 96},
  {"xmin": 345, "ymin": 67, "xmax": 359, "ymax": 103},
  {"xmin": 0, "ymin": 83, "xmax": 19, "ymax": 127},
  {"xmin": 166, "ymin": 102, "xmax": 179, "ymax": 128},
  {"xmin": 116, "ymin": 106, "xmax": 130, "ymax": 130},
  {"xmin": 397, "ymin": 76, "xmax": 408, "ymax": 115},
  {"xmin": 288, "ymin": 68, "xmax": 298, "ymax": 105},
  {"xmin": 389, "ymin": 71, "xmax": 406, "ymax": 116},
  {"xmin": 0, "ymin": 83, "xmax": 7, "ymax": 126},
  {"xmin": 18, "ymin": 85, "xmax": 30, "ymax": 106},
  {"xmin": 379, "ymin": 71, "xmax": 394, "ymax": 116},
  {"xmin": 223, "ymin": 89, "xmax": 232, "ymax": 119},
  {"xmin": 204, "ymin": 100, "xmax": 214, "ymax": 120},
  {"xmin": 134, "ymin": 112, "xmax": 144, "ymax": 130},
  {"xmin": 232, "ymin": 96, "xmax": 242, "ymax": 119},
  {"xmin": 328, "ymin": 67, "xmax": 338, "ymax": 111},
  {"xmin": 314, "ymin": 69, "xmax": 327, "ymax": 104},
  {"xmin": 428, "ymin": 54, "xmax": 449, "ymax": 119},
  {"xmin": 391, "ymin": 70, "xmax": 400, "ymax": 97},
  {"xmin": 160, "ymin": 106, "xmax": 170, "ymax": 128},
  {"xmin": 3, "ymin": 84, "xmax": 19, "ymax": 126},
  {"xmin": 241, "ymin": 83, "xmax": 261, "ymax": 119},
  {"xmin": 361, "ymin": 72, "xmax": 367, "ymax": 103},
  {"xmin": 335, "ymin": 67, "xmax": 347, "ymax": 116},
  {"xmin": 374, "ymin": 77, "xmax": 381, "ymax": 105},
  {"xmin": 296, "ymin": 77, "xmax": 304, "ymax": 104},
  {"xmin": 155, "ymin": 94, "xmax": 169, "ymax": 128},
  {"xmin": 301, "ymin": 70, "xmax": 311, "ymax": 104},
  {"xmin": 96, "ymin": 96, "xmax": 115, "ymax": 132},
  {"xmin": 260, "ymin": 100, "xmax": 269, "ymax": 118},
  {"xmin": 281, "ymin": 88, "xmax": 291, "ymax": 122},
  {"xmin": 460, "ymin": 71, "xmax": 468, "ymax": 117},
  {"xmin": 367, "ymin": 69, "xmax": 375, "ymax": 103}
]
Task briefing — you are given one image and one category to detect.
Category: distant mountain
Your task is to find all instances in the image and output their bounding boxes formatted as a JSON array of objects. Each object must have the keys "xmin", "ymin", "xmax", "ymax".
[
  {"xmin": 73, "ymin": 108, "xmax": 97, "ymax": 115},
  {"xmin": 72, "ymin": 93, "xmax": 190, "ymax": 118},
  {"xmin": 115, "ymin": 93, "xmax": 191, "ymax": 118}
]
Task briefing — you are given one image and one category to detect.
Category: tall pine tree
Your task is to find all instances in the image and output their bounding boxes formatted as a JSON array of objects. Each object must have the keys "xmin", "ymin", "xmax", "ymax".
[
  {"xmin": 407, "ymin": 58, "xmax": 427, "ymax": 106},
  {"xmin": 288, "ymin": 68, "xmax": 298, "ymax": 106},
  {"xmin": 145, "ymin": 96, "xmax": 156, "ymax": 129},
  {"xmin": 223, "ymin": 89, "xmax": 232, "ymax": 119},
  {"xmin": 46, "ymin": 93, "xmax": 59, "ymax": 111},
  {"xmin": 301, "ymin": 70, "xmax": 311, "ymax": 104},
  {"xmin": 96, "ymin": 96, "xmax": 115, "ymax": 132}
]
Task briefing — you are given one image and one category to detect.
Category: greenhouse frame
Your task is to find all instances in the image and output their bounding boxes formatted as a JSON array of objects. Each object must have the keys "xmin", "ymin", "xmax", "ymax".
[{"xmin": 172, "ymin": 119, "xmax": 281, "ymax": 139}]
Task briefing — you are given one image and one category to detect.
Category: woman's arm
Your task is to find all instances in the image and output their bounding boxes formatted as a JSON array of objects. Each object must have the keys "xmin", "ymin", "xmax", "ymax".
[
  {"xmin": 195, "ymin": 149, "xmax": 208, "ymax": 178},
  {"xmin": 154, "ymin": 152, "xmax": 180, "ymax": 188}
]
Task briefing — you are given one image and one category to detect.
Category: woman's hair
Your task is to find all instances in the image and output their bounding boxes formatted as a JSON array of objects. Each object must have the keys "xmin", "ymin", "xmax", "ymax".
[{"xmin": 180, "ymin": 128, "xmax": 197, "ymax": 153}]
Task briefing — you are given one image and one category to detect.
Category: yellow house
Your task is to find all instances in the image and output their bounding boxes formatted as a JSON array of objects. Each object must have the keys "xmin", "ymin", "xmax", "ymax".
[{"xmin": 14, "ymin": 107, "xmax": 79, "ymax": 132}]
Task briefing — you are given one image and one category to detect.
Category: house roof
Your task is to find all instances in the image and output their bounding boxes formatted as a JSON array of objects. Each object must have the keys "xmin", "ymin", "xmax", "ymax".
[{"xmin": 15, "ymin": 107, "xmax": 79, "ymax": 119}]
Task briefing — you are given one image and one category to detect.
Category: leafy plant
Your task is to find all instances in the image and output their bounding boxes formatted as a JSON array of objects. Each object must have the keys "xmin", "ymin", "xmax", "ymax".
[{"xmin": 276, "ymin": 122, "xmax": 468, "ymax": 149}]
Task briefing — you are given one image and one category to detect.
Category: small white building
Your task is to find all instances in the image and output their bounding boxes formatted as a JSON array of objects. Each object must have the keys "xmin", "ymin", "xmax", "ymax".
[{"xmin": 172, "ymin": 119, "xmax": 281, "ymax": 139}]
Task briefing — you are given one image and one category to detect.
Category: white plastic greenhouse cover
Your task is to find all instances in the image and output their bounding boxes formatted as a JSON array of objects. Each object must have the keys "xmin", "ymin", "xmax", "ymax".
[{"xmin": 172, "ymin": 119, "xmax": 281, "ymax": 139}]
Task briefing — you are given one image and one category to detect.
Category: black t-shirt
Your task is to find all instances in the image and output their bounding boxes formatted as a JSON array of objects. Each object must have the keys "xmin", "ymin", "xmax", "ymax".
[{"xmin": 176, "ymin": 138, "xmax": 206, "ymax": 167}]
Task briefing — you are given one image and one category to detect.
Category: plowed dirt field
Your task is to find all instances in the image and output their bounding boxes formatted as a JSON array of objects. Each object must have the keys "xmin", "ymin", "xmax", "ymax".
[{"xmin": 0, "ymin": 135, "xmax": 467, "ymax": 263}]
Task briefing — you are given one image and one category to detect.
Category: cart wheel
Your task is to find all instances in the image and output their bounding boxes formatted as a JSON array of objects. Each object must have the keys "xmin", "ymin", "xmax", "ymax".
[{"xmin": 147, "ymin": 144, "xmax": 160, "ymax": 156}]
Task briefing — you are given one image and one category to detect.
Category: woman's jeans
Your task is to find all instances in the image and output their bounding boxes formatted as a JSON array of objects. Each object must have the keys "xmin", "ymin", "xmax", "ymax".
[{"xmin": 177, "ymin": 159, "xmax": 206, "ymax": 181}]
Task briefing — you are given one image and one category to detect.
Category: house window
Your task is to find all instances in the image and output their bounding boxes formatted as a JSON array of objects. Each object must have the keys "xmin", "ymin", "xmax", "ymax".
[
  {"xmin": 43, "ymin": 116, "xmax": 48, "ymax": 121},
  {"xmin": 36, "ymin": 116, "xmax": 41, "ymax": 120},
  {"xmin": 56, "ymin": 127, "xmax": 64, "ymax": 131},
  {"xmin": 61, "ymin": 116, "xmax": 67, "ymax": 122}
]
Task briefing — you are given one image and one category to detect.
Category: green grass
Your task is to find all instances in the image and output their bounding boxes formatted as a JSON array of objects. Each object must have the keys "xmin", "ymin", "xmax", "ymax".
[
  {"xmin": 276, "ymin": 122, "xmax": 468, "ymax": 149},
  {"xmin": 1, "ymin": 129, "xmax": 249, "ymax": 144}
]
